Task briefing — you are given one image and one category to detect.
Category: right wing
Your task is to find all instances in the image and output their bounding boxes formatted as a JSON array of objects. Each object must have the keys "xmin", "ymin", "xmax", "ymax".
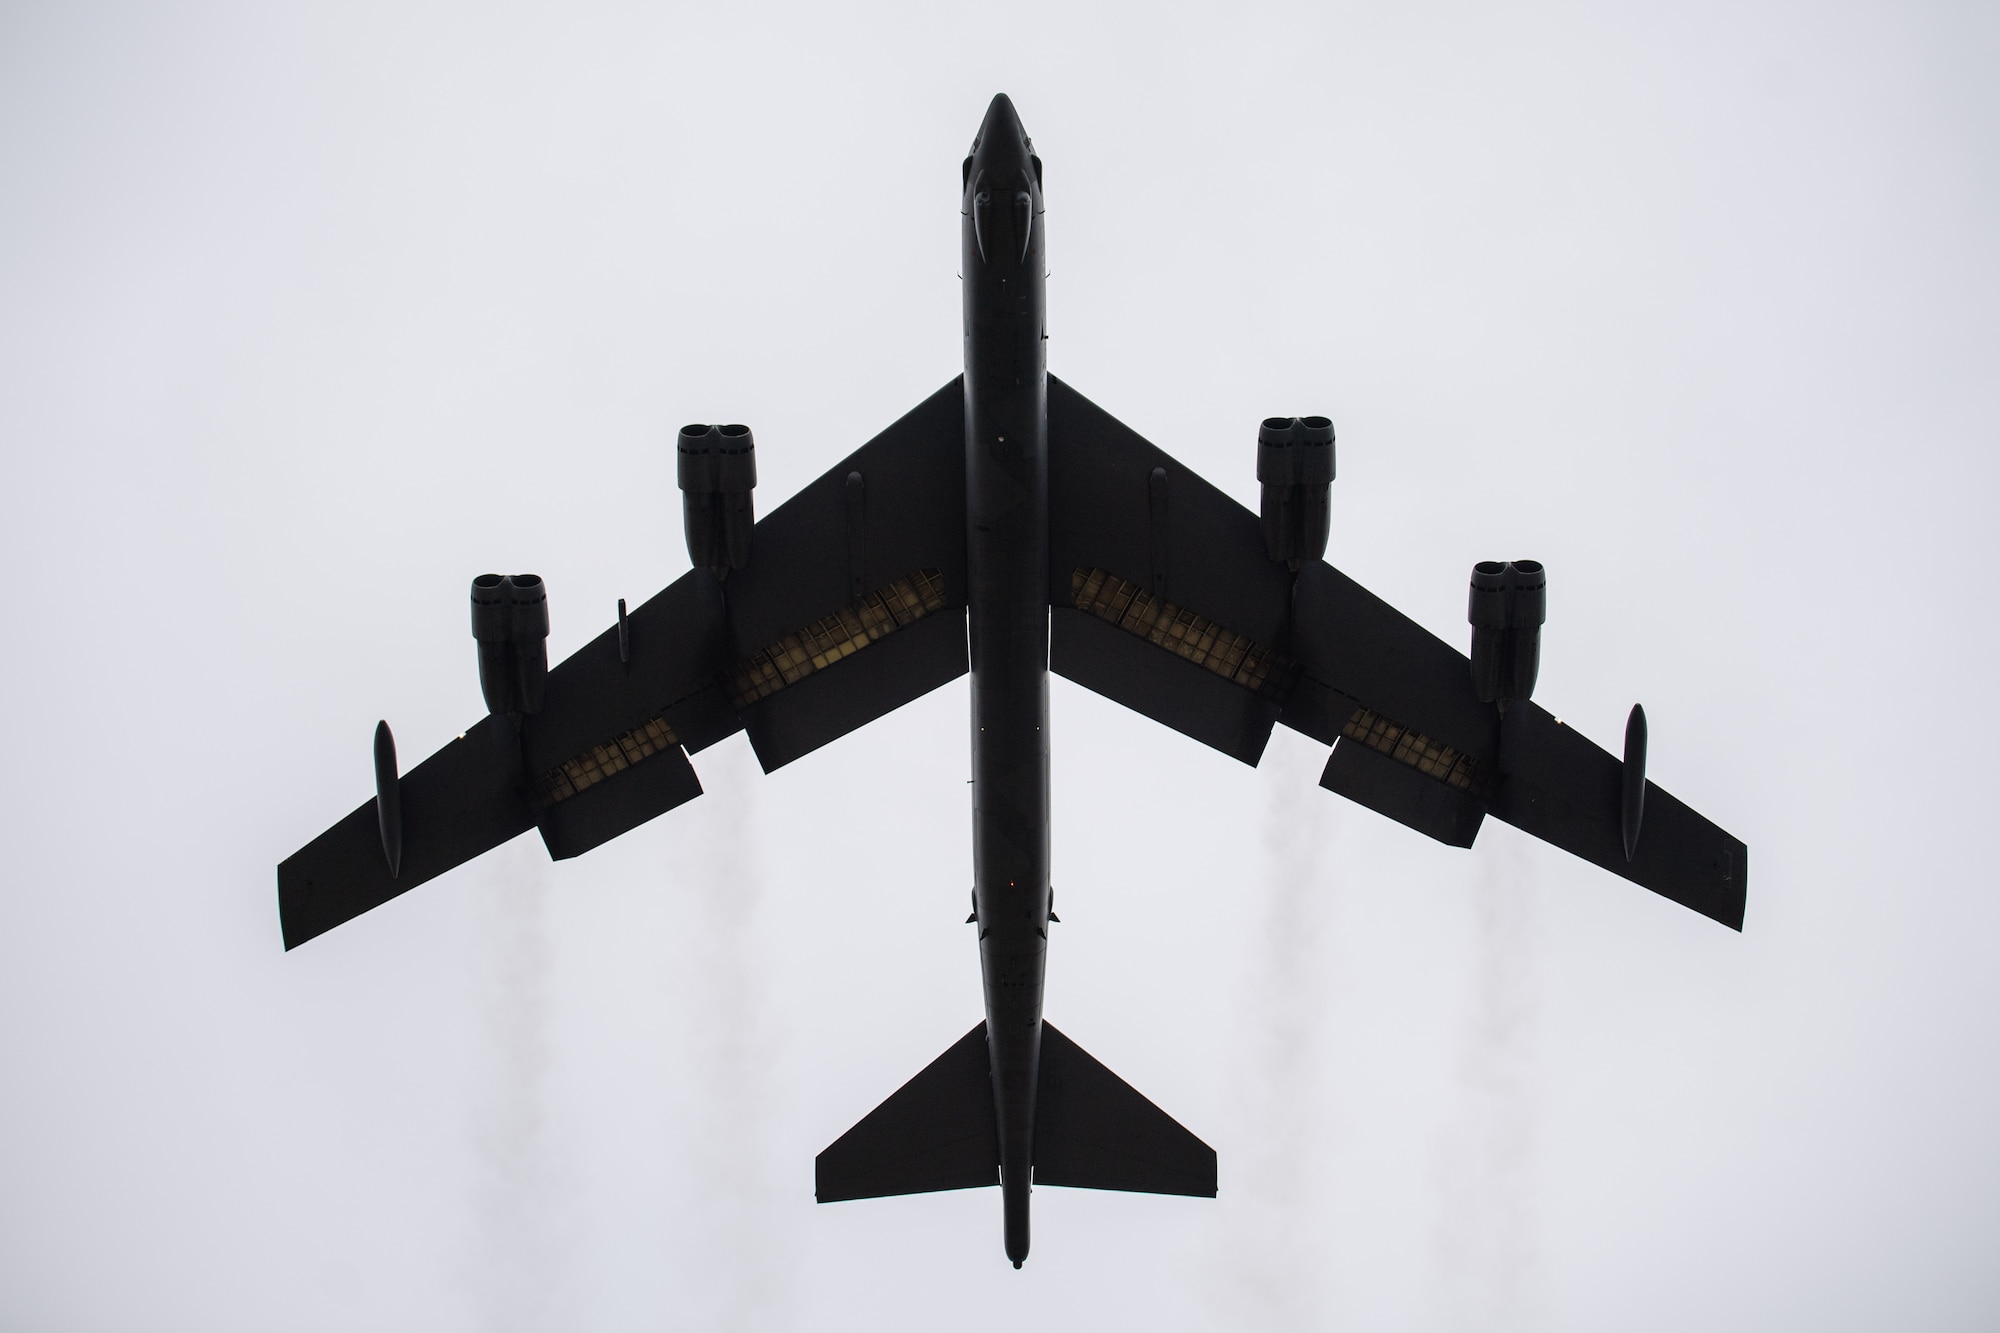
[
  {"xmin": 1045, "ymin": 375, "xmax": 1745, "ymax": 930},
  {"xmin": 279, "ymin": 378, "xmax": 969, "ymax": 949}
]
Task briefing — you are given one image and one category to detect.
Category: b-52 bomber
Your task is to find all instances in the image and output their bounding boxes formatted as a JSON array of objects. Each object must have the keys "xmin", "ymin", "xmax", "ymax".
[{"xmin": 279, "ymin": 94, "xmax": 1746, "ymax": 1268}]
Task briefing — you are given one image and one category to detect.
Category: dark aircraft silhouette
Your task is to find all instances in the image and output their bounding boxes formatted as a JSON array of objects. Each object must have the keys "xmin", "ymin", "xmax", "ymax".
[{"xmin": 279, "ymin": 94, "xmax": 1746, "ymax": 1268}]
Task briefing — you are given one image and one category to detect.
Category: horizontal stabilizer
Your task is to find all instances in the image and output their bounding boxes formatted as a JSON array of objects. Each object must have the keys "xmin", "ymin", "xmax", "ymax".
[
  {"xmin": 815, "ymin": 1020, "xmax": 1217, "ymax": 1205},
  {"xmin": 1035, "ymin": 1022, "xmax": 1216, "ymax": 1197},
  {"xmin": 816, "ymin": 1024, "xmax": 998, "ymax": 1202}
]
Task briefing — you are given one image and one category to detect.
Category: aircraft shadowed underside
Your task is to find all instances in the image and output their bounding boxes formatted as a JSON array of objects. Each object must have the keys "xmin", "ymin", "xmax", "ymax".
[{"xmin": 279, "ymin": 95, "xmax": 1746, "ymax": 1268}]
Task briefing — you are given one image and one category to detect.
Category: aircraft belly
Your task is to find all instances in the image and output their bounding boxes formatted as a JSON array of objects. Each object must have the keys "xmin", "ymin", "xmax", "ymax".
[{"xmin": 965, "ymin": 252, "xmax": 1050, "ymax": 1267}]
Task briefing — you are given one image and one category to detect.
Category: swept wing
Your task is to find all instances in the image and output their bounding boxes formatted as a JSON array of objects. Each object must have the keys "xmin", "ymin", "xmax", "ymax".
[
  {"xmin": 1045, "ymin": 375, "xmax": 1745, "ymax": 929},
  {"xmin": 279, "ymin": 380, "xmax": 969, "ymax": 948}
]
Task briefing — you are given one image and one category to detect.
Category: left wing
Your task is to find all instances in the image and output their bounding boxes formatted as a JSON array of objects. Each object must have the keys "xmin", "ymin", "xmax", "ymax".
[
  {"xmin": 279, "ymin": 380, "xmax": 969, "ymax": 949},
  {"xmin": 1045, "ymin": 375, "xmax": 1746, "ymax": 930}
]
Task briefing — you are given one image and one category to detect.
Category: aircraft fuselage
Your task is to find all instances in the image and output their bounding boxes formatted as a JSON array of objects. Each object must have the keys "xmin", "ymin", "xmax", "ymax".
[{"xmin": 961, "ymin": 94, "xmax": 1050, "ymax": 1269}]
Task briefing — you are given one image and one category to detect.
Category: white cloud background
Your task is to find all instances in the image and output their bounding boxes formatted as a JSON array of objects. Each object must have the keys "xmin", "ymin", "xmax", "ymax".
[{"xmin": 2, "ymin": 2, "xmax": 1996, "ymax": 1329}]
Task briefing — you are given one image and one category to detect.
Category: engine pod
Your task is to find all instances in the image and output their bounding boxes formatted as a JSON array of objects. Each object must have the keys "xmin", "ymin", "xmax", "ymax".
[
  {"xmin": 507, "ymin": 574, "xmax": 549, "ymax": 715},
  {"xmin": 1466, "ymin": 561, "xmax": 1510, "ymax": 703},
  {"xmin": 1257, "ymin": 416, "xmax": 1334, "ymax": 568},
  {"xmin": 468, "ymin": 573, "xmax": 549, "ymax": 717},
  {"xmin": 1505, "ymin": 560, "xmax": 1545, "ymax": 702},
  {"xmin": 678, "ymin": 423, "xmax": 757, "ymax": 575},
  {"xmin": 1466, "ymin": 560, "xmax": 1545, "ymax": 704},
  {"xmin": 471, "ymin": 573, "xmax": 514, "ymax": 716},
  {"xmin": 1294, "ymin": 416, "xmax": 1335, "ymax": 486}
]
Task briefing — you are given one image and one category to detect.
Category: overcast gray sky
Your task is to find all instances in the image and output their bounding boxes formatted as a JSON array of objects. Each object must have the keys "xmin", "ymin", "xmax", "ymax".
[{"xmin": 3, "ymin": 2, "xmax": 1997, "ymax": 1329}]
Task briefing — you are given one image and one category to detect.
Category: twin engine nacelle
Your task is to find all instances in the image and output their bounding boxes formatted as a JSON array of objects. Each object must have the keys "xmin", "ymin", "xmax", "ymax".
[
  {"xmin": 1257, "ymin": 415, "xmax": 1335, "ymax": 568},
  {"xmin": 470, "ymin": 573, "xmax": 550, "ymax": 717},
  {"xmin": 678, "ymin": 423, "xmax": 757, "ymax": 576},
  {"xmin": 1467, "ymin": 560, "xmax": 1545, "ymax": 704}
]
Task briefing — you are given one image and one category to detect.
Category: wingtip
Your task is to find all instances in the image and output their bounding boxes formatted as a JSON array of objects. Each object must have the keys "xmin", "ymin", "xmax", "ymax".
[
  {"xmin": 278, "ymin": 904, "xmax": 315, "ymax": 952},
  {"xmin": 1724, "ymin": 843, "xmax": 1749, "ymax": 931},
  {"xmin": 277, "ymin": 860, "xmax": 330, "ymax": 952}
]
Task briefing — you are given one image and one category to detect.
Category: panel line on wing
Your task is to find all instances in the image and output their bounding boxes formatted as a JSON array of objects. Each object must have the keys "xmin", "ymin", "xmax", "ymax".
[
  {"xmin": 1069, "ymin": 566, "xmax": 1290, "ymax": 698},
  {"xmin": 542, "ymin": 715, "xmax": 682, "ymax": 803},
  {"xmin": 727, "ymin": 568, "xmax": 950, "ymax": 708},
  {"xmin": 1340, "ymin": 706, "xmax": 1484, "ymax": 794}
]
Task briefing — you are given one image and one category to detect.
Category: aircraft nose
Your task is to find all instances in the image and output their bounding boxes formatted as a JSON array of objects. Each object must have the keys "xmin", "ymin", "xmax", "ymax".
[
  {"xmin": 974, "ymin": 92, "xmax": 1029, "ymax": 157},
  {"xmin": 965, "ymin": 93, "xmax": 1038, "ymax": 261},
  {"xmin": 981, "ymin": 93, "xmax": 1023, "ymax": 136}
]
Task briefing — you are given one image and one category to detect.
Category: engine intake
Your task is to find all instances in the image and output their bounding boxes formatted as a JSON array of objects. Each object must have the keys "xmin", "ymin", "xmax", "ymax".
[
  {"xmin": 1466, "ymin": 559, "xmax": 1545, "ymax": 704},
  {"xmin": 678, "ymin": 423, "xmax": 757, "ymax": 576},
  {"xmin": 470, "ymin": 572, "xmax": 550, "ymax": 717},
  {"xmin": 1257, "ymin": 415, "xmax": 1334, "ymax": 568}
]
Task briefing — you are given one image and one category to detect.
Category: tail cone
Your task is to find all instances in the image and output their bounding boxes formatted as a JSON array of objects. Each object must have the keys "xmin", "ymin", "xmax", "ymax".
[{"xmin": 1003, "ymin": 1165, "xmax": 1030, "ymax": 1267}]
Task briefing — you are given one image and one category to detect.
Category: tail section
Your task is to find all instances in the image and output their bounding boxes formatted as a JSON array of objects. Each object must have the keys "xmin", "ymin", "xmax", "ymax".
[
  {"xmin": 816, "ymin": 1023, "xmax": 998, "ymax": 1202},
  {"xmin": 814, "ymin": 1020, "xmax": 1216, "ymax": 1209},
  {"xmin": 1035, "ymin": 1022, "xmax": 1216, "ymax": 1197}
]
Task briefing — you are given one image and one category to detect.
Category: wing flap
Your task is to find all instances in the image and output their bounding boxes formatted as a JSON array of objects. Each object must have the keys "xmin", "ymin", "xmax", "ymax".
[
  {"xmin": 535, "ymin": 731, "xmax": 703, "ymax": 861},
  {"xmin": 1287, "ymin": 559, "xmax": 1500, "ymax": 763},
  {"xmin": 1050, "ymin": 607, "xmax": 1279, "ymax": 766},
  {"xmin": 1320, "ymin": 734, "xmax": 1486, "ymax": 848},
  {"xmin": 1046, "ymin": 376, "xmax": 1293, "ymax": 765},
  {"xmin": 740, "ymin": 607, "xmax": 967, "ymax": 773},
  {"xmin": 1047, "ymin": 375, "xmax": 1292, "ymax": 646},
  {"xmin": 517, "ymin": 570, "xmax": 735, "ymax": 785},
  {"xmin": 704, "ymin": 379, "xmax": 971, "ymax": 774},
  {"xmin": 722, "ymin": 380, "xmax": 967, "ymax": 658}
]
